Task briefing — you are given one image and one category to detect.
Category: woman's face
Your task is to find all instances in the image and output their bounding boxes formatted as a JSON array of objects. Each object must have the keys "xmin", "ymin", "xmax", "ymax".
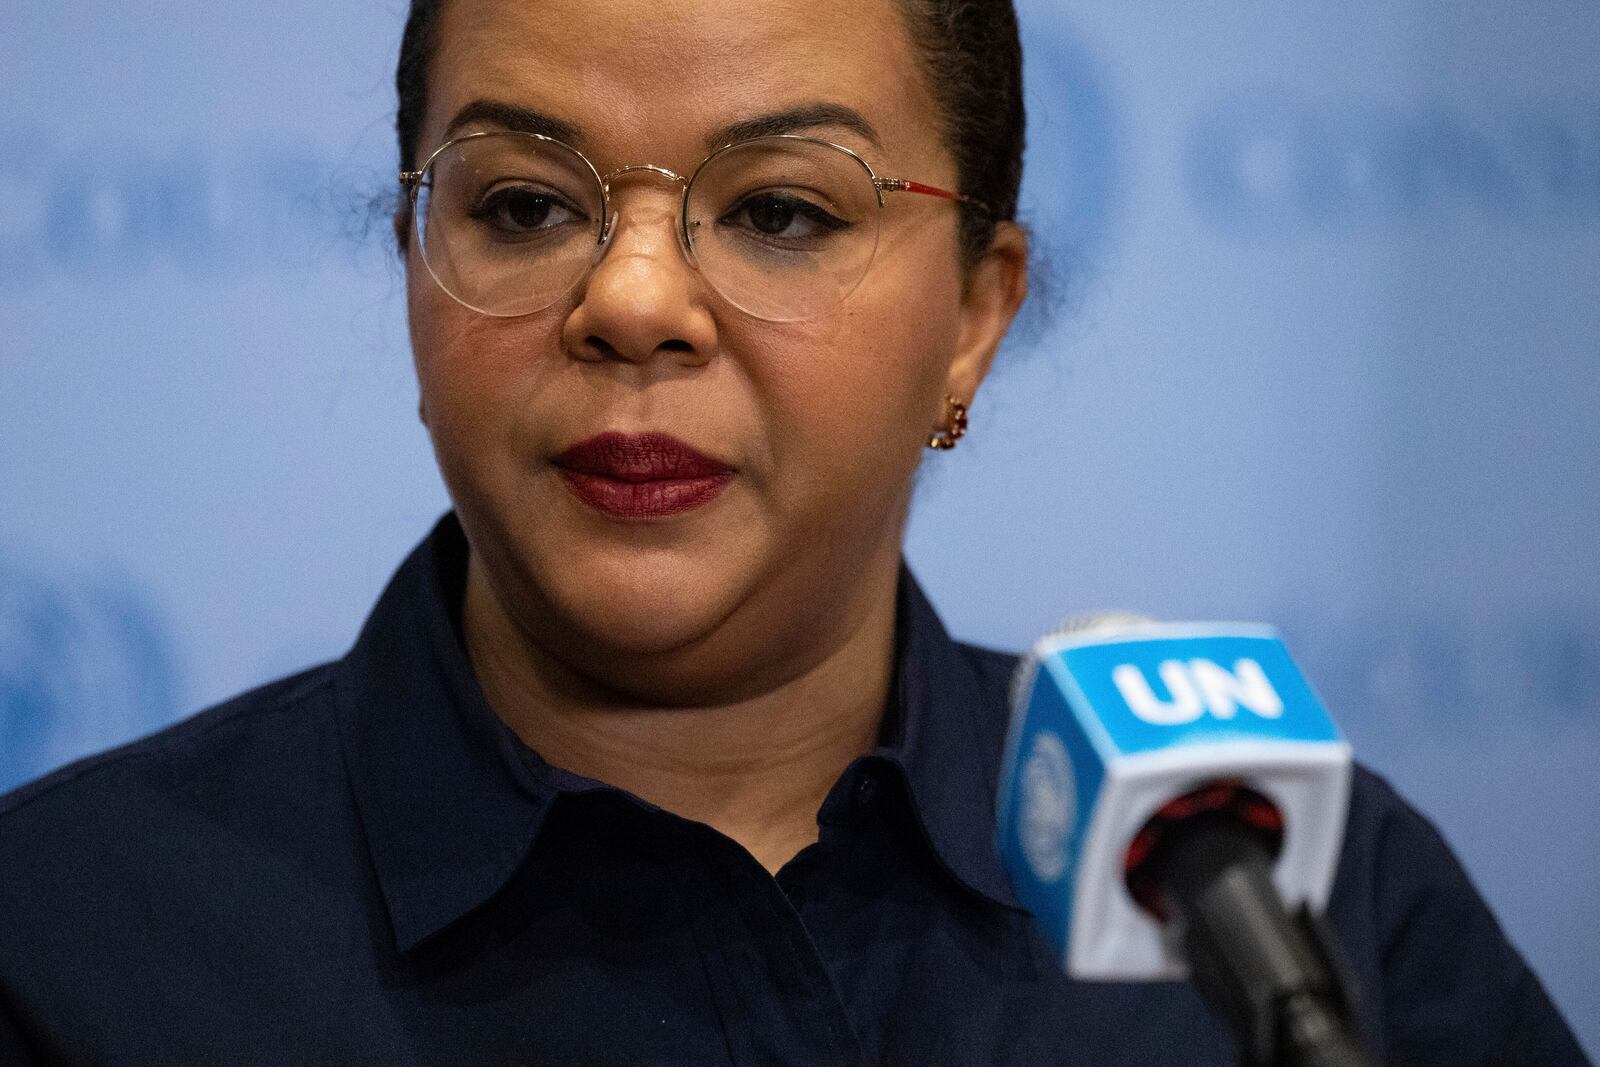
[{"xmin": 407, "ymin": 0, "xmax": 1025, "ymax": 701}]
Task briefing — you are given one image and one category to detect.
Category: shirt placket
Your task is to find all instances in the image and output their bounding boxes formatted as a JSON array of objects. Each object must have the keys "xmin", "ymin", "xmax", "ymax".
[{"xmin": 670, "ymin": 819, "xmax": 867, "ymax": 1066}]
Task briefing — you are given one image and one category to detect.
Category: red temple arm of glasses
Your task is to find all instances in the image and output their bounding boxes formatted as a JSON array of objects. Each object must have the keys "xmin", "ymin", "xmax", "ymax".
[{"xmin": 877, "ymin": 177, "xmax": 989, "ymax": 212}]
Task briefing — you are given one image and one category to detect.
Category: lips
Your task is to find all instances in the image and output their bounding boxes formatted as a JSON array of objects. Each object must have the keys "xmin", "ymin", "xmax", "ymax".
[{"xmin": 552, "ymin": 432, "xmax": 734, "ymax": 519}]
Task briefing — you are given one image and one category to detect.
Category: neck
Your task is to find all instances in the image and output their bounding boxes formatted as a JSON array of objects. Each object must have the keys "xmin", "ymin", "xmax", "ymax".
[{"xmin": 462, "ymin": 561, "xmax": 899, "ymax": 874}]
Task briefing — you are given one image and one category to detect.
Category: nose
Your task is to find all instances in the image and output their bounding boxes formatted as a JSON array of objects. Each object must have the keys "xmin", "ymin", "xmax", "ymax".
[{"xmin": 561, "ymin": 186, "xmax": 717, "ymax": 370}]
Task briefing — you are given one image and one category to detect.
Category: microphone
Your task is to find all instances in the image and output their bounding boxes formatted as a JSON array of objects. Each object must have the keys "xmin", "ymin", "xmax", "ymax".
[{"xmin": 995, "ymin": 616, "xmax": 1368, "ymax": 1067}]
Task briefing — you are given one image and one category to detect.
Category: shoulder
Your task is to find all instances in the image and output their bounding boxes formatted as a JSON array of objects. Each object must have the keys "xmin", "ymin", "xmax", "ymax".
[
  {"xmin": 0, "ymin": 662, "xmax": 382, "ymax": 1055},
  {"xmin": 1334, "ymin": 763, "xmax": 1517, "ymax": 953},
  {"xmin": 0, "ymin": 662, "xmax": 341, "ymax": 857},
  {"xmin": 1328, "ymin": 766, "xmax": 1587, "ymax": 1062}
]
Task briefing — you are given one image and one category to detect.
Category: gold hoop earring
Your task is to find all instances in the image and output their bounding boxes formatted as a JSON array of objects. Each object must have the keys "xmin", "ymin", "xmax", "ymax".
[{"xmin": 927, "ymin": 395, "xmax": 969, "ymax": 451}]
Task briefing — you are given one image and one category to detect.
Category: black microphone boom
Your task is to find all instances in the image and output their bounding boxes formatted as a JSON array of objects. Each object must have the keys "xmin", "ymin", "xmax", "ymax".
[{"xmin": 1150, "ymin": 812, "xmax": 1368, "ymax": 1067}]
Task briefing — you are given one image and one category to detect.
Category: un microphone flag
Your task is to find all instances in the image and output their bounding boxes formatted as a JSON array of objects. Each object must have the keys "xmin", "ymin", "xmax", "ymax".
[{"xmin": 995, "ymin": 623, "xmax": 1352, "ymax": 981}]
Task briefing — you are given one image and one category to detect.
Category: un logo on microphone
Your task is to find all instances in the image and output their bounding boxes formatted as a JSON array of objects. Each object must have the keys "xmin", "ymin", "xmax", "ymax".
[{"xmin": 1018, "ymin": 730, "xmax": 1076, "ymax": 883}]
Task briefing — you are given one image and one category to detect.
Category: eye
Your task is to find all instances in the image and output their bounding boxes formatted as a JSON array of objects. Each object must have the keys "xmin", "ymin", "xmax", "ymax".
[
  {"xmin": 469, "ymin": 183, "xmax": 587, "ymax": 238},
  {"xmin": 720, "ymin": 192, "xmax": 850, "ymax": 243}
]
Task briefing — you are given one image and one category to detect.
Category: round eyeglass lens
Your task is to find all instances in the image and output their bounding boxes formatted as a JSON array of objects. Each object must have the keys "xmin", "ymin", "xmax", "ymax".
[
  {"xmin": 414, "ymin": 132, "xmax": 605, "ymax": 317},
  {"xmin": 685, "ymin": 137, "xmax": 883, "ymax": 322}
]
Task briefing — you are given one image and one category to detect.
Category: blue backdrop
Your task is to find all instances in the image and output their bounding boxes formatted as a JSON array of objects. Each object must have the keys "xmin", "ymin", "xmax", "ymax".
[{"xmin": 3, "ymin": 1, "xmax": 1596, "ymax": 1052}]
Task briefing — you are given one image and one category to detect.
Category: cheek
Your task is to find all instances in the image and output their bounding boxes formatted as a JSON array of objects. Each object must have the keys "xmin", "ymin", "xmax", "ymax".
[
  {"xmin": 407, "ymin": 284, "xmax": 574, "ymax": 521},
  {"xmin": 744, "ymin": 281, "xmax": 963, "ymax": 503},
  {"xmin": 809, "ymin": 285, "xmax": 961, "ymax": 437},
  {"xmin": 408, "ymin": 268, "xmax": 552, "ymax": 428},
  {"xmin": 408, "ymin": 258, "xmax": 466, "ymax": 410}
]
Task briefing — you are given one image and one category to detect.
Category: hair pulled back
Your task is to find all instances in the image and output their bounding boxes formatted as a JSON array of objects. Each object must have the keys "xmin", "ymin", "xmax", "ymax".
[{"xmin": 395, "ymin": 0, "xmax": 1024, "ymax": 267}]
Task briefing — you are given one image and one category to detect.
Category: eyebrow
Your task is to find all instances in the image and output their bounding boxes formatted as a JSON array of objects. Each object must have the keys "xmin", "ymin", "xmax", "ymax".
[
  {"xmin": 440, "ymin": 99, "xmax": 883, "ymax": 156},
  {"xmin": 703, "ymin": 104, "xmax": 883, "ymax": 153},
  {"xmin": 443, "ymin": 99, "xmax": 583, "ymax": 145}
]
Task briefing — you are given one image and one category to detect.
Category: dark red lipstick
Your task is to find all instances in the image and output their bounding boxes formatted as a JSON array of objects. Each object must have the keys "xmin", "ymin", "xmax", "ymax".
[{"xmin": 552, "ymin": 432, "xmax": 734, "ymax": 519}]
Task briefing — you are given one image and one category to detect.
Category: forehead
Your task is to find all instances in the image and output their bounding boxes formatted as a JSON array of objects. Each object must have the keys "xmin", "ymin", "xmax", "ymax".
[{"xmin": 425, "ymin": 0, "xmax": 941, "ymax": 167}]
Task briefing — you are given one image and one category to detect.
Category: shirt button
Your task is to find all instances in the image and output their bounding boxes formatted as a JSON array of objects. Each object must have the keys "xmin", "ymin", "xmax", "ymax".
[{"xmin": 853, "ymin": 773, "xmax": 878, "ymax": 813}]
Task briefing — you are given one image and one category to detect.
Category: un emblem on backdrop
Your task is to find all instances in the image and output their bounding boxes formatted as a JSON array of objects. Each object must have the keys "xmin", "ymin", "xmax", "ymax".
[{"xmin": 0, "ymin": 554, "xmax": 178, "ymax": 794}]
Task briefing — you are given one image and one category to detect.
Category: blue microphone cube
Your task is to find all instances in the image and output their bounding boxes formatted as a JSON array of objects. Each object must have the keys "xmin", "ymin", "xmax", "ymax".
[{"xmin": 995, "ymin": 623, "xmax": 1352, "ymax": 980}]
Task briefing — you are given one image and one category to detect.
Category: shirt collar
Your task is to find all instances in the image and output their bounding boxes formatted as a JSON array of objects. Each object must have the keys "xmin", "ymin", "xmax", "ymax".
[
  {"xmin": 334, "ymin": 515, "xmax": 555, "ymax": 953},
  {"xmin": 336, "ymin": 515, "xmax": 1020, "ymax": 953},
  {"xmin": 883, "ymin": 569, "xmax": 1023, "ymax": 910}
]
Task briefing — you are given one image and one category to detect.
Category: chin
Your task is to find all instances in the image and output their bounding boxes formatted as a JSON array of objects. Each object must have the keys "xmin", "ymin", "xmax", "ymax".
[
  {"xmin": 565, "ymin": 568, "xmax": 739, "ymax": 655},
  {"xmin": 520, "ymin": 535, "xmax": 760, "ymax": 657},
  {"xmin": 508, "ymin": 550, "xmax": 790, "ymax": 706}
]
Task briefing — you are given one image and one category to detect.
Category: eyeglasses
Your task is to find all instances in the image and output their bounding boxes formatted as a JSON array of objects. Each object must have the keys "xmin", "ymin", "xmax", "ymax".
[{"xmin": 399, "ymin": 131, "xmax": 986, "ymax": 323}]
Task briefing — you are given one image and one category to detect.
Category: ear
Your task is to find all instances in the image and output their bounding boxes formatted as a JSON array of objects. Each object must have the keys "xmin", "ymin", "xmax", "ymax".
[{"xmin": 941, "ymin": 222, "xmax": 1030, "ymax": 409}]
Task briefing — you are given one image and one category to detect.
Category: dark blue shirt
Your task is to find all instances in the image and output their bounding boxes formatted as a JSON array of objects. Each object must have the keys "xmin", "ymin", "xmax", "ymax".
[{"xmin": 0, "ymin": 516, "xmax": 1586, "ymax": 1064}]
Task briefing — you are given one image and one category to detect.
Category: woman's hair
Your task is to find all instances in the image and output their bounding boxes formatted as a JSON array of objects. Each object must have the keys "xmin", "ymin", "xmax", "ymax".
[{"xmin": 394, "ymin": 0, "xmax": 1025, "ymax": 268}]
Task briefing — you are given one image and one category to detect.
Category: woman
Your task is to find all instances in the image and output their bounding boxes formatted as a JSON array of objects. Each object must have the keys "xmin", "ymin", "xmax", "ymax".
[
  {"xmin": 397, "ymin": 0, "xmax": 1028, "ymax": 877},
  {"xmin": 0, "ymin": 0, "xmax": 1586, "ymax": 1062}
]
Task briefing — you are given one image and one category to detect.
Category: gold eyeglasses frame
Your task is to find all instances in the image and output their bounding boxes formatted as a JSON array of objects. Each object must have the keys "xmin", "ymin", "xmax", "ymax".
[{"xmin": 398, "ymin": 130, "xmax": 989, "ymax": 321}]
